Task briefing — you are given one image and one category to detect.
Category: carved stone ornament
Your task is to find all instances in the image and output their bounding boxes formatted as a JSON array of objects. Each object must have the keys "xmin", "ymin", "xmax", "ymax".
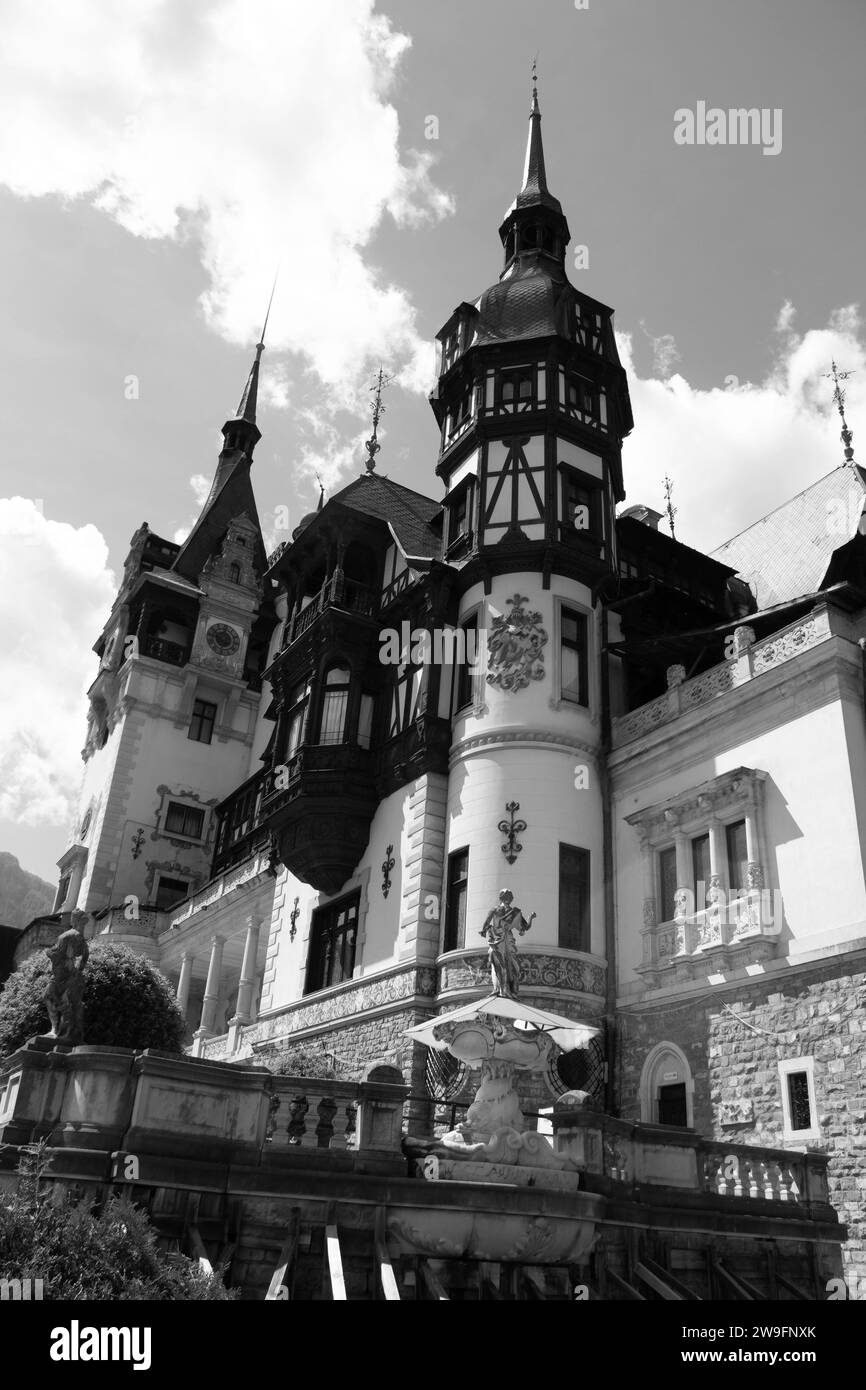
[{"xmin": 486, "ymin": 594, "xmax": 548, "ymax": 693}]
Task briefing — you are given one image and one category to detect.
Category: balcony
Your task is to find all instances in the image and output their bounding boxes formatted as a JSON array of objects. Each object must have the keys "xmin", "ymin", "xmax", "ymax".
[
  {"xmin": 262, "ymin": 742, "xmax": 377, "ymax": 893},
  {"xmin": 142, "ymin": 635, "xmax": 189, "ymax": 666},
  {"xmin": 612, "ymin": 609, "xmax": 833, "ymax": 748},
  {"xmin": 638, "ymin": 890, "xmax": 779, "ymax": 990},
  {"xmin": 285, "ymin": 573, "xmax": 377, "ymax": 649}
]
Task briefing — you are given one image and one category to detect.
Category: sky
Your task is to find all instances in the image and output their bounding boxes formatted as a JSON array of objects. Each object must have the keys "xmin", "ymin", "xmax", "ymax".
[{"xmin": 1, "ymin": 0, "xmax": 865, "ymax": 884}]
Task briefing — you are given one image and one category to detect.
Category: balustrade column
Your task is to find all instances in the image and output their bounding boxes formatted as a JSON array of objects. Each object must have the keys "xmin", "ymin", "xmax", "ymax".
[
  {"xmin": 176, "ymin": 952, "xmax": 194, "ymax": 1015},
  {"xmin": 232, "ymin": 918, "xmax": 262, "ymax": 1025},
  {"xmin": 197, "ymin": 935, "xmax": 225, "ymax": 1036}
]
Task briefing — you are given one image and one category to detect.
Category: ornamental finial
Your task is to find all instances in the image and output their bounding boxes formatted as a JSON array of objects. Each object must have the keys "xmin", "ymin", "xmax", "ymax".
[
  {"xmin": 824, "ymin": 360, "xmax": 856, "ymax": 464},
  {"xmin": 364, "ymin": 364, "xmax": 393, "ymax": 473}
]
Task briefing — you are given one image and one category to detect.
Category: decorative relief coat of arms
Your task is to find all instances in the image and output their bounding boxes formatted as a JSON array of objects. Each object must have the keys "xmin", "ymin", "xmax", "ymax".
[{"xmin": 486, "ymin": 594, "xmax": 548, "ymax": 693}]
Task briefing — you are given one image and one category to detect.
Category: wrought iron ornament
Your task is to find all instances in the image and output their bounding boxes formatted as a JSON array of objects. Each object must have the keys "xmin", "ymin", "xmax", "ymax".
[
  {"xmin": 381, "ymin": 844, "xmax": 395, "ymax": 898},
  {"xmin": 289, "ymin": 896, "xmax": 300, "ymax": 942},
  {"xmin": 130, "ymin": 828, "xmax": 145, "ymax": 860},
  {"xmin": 498, "ymin": 801, "xmax": 527, "ymax": 865}
]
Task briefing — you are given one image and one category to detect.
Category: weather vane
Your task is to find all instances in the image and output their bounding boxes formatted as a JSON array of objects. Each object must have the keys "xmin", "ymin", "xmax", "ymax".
[
  {"xmin": 823, "ymin": 360, "xmax": 856, "ymax": 464},
  {"xmin": 663, "ymin": 475, "xmax": 677, "ymax": 539},
  {"xmin": 364, "ymin": 365, "xmax": 393, "ymax": 473}
]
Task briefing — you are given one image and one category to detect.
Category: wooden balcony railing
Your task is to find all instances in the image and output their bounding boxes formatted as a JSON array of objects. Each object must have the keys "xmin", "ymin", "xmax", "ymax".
[{"xmin": 286, "ymin": 573, "xmax": 377, "ymax": 648}]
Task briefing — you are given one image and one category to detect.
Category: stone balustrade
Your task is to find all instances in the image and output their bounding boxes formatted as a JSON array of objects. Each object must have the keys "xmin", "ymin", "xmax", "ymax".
[
  {"xmin": 550, "ymin": 1102, "xmax": 833, "ymax": 1213},
  {"xmin": 0, "ymin": 1041, "xmax": 408, "ymax": 1172},
  {"xmin": 612, "ymin": 608, "xmax": 833, "ymax": 748},
  {"xmin": 638, "ymin": 889, "xmax": 779, "ymax": 989}
]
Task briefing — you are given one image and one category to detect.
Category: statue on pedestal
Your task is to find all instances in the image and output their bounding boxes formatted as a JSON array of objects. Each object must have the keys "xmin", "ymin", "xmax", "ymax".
[
  {"xmin": 480, "ymin": 889, "xmax": 535, "ymax": 998},
  {"xmin": 43, "ymin": 927, "xmax": 89, "ymax": 1046}
]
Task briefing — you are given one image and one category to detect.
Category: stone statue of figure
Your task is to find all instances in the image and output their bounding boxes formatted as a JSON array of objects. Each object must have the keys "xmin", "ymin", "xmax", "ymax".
[
  {"xmin": 480, "ymin": 889, "xmax": 536, "ymax": 998},
  {"xmin": 43, "ymin": 927, "xmax": 89, "ymax": 1045}
]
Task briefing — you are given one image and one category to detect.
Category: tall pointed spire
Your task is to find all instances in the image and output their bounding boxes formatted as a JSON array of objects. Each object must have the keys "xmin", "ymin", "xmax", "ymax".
[
  {"xmin": 514, "ymin": 60, "xmax": 563, "ymax": 216},
  {"xmin": 499, "ymin": 65, "xmax": 569, "ymax": 270},
  {"xmin": 221, "ymin": 276, "xmax": 277, "ymax": 456}
]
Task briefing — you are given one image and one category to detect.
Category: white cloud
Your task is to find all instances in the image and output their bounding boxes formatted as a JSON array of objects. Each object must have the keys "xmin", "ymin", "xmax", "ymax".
[
  {"xmin": 617, "ymin": 303, "xmax": 866, "ymax": 553},
  {"xmin": 0, "ymin": 0, "xmax": 452, "ymax": 400},
  {"xmin": 0, "ymin": 499, "xmax": 116, "ymax": 828},
  {"xmin": 639, "ymin": 320, "xmax": 681, "ymax": 378}
]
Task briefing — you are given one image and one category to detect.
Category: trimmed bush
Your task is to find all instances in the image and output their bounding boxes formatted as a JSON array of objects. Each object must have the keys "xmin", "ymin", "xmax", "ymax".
[
  {"xmin": 0, "ymin": 1162, "xmax": 235, "ymax": 1300},
  {"xmin": 0, "ymin": 942, "xmax": 186, "ymax": 1059}
]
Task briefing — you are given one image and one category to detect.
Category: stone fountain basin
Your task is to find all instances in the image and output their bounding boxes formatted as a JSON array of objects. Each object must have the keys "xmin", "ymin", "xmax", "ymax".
[{"xmin": 386, "ymin": 1192, "xmax": 603, "ymax": 1263}]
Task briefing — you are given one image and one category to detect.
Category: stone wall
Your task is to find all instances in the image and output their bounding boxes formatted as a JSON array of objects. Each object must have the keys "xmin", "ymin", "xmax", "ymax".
[{"xmin": 616, "ymin": 953, "xmax": 866, "ymax": 1284}]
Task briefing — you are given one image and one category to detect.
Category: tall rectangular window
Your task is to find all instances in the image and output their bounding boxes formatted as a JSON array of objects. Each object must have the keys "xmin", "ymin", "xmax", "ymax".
[
  {"xmin": 691, "ymin": 832, "xmax": 711, "ymax": 911},
  {"xmin": 454, "ymin": 616, "xmax": 478, "ymax": 711},
  {"xmin": 561, "ymin": 470, "xmax": 601, "ymax": 537},
  {"xmin": 305, "ymin": 892, "xmax": 360, "ymax": 994},
  {"xmin": 560, "ymin": 607, "xmax": 588, "ymax": 705},
  {"xmin": 443, "ymin": 848, "xmax": 469, "ymax": 951},
  {"xmin": 165, "ymin": 801, "xmax": 205, "ymax": 840},
  {"xmin": 318, "ymin": 667, "xmax": 350, "ymax": 745},
  {"xmin": 285, "ymin": 679, "xmax": 310, "ymax": 759},
  {"xmin": 559, "ymin": 844, "xmax": 590, "ymax": 951},
  {"xmin": 188, "ymin": 698, "xmax": 217, "ymax": 745},
  {"xmin": 726, "ymin": 819, "xmax": 748, "ymax": 893},
  {"xmin": 659, "ymin": 846, "xmax": 678, "ymax": 922},
  {"xmin": 787, "ymin": 1072, "xmax": 813, "ymax": 1132},
  {"xmin": 357, "ymin": 693, "xmax": 374, "ymax": 750}
]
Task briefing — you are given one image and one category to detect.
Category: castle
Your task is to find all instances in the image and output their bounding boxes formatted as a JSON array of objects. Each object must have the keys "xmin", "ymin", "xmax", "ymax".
[{"xmin": 30, "ymin": 84, "xmax": 865, "ymax": 1281}]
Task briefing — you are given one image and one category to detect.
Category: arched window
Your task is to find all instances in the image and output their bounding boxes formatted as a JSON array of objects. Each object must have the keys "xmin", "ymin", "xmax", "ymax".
[
  {"xmin": 639, "ymin": 1042, "xmax": 694, "ymax": 1128},
  {"xmin": 229, "ymin": 562, "xmax": 241, "ymax": 583},
  {"xmin": 318, "ymin": 666, "xmax": 351, "ymax": 745}
]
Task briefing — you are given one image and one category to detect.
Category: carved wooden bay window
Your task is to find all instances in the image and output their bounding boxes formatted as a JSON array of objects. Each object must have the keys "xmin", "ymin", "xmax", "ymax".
[{"xmin": 626, "ymin": 767, "xmax": 776, "ymax": 988}]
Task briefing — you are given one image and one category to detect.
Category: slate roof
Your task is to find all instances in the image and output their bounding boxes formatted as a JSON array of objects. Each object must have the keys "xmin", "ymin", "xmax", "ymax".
[
  {"xmin": 172, "ymin": 451, "xmax": 267, "ymax": 582},
  {"xmin": 329, "ymin": 474, "xmax": 442, "ymax": 559},
  {"xmin": 710, "ymin": 464, "xmax": 866, "ymax": 608}
]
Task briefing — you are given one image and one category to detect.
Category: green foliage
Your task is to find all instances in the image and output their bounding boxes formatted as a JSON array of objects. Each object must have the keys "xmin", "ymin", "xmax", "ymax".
[
  {"xmin": 0, "ymin": 1147, "xmax": 236, "ymax": 1300},
  {"xmin": 0, "ymin": 942, "xmax": 185, "ymax": 1059},
  {"xmin": 263, "ymin": 1040, "xmax": 340, "ymax": 1080}
]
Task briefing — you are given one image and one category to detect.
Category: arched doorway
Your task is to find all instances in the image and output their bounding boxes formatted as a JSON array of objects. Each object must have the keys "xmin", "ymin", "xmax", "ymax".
[{"xmin": 639, "ymin": 1042, "xmax": 694, "ymax": 1128}]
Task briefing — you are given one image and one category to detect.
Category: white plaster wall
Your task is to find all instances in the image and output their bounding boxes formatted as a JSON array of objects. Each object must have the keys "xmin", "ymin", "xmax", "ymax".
[
  {"xmin": 446, "ymin": 570, "xmax": 606, "ymax": 958},
  {"xmin": 613, "ymin": 695, "xmax": 866, "ymax": 988}
]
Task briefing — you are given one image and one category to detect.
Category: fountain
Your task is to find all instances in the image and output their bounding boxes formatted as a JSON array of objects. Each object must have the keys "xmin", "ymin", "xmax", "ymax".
[{"xmin": 405, "ymin": 890, "xmax": 599, "ymax": 1191}]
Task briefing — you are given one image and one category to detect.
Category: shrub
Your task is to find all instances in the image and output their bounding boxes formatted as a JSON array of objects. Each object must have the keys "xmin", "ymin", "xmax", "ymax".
[
  {"xmin": 263, "ymin": 1040, "xmax": 340, "ymax": 1080},
  {"xmin": 0, "ymin": 1148, "xmax": 235, "ymax": 1300},
  {"xmin": 0, "ymin": 942, "xmax": 186, "ymax": 1059}
]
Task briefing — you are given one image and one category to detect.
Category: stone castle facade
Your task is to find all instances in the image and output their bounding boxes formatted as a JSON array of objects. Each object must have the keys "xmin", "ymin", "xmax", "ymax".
[{"xmin": 24, "ymin": 88, "xmax": 865, "ymax": 1281}]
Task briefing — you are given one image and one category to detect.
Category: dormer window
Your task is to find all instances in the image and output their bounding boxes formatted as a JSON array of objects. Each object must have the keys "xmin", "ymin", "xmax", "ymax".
[{"xmin": 442, "ymin": 326, "xmax": 461, "ymax": 373}]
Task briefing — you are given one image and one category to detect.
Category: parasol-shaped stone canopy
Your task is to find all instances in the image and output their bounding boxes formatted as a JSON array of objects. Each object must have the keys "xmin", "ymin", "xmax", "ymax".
[{"xmin": 405, "ymin": 895, "xmax": 600, "ymax": 1189}]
